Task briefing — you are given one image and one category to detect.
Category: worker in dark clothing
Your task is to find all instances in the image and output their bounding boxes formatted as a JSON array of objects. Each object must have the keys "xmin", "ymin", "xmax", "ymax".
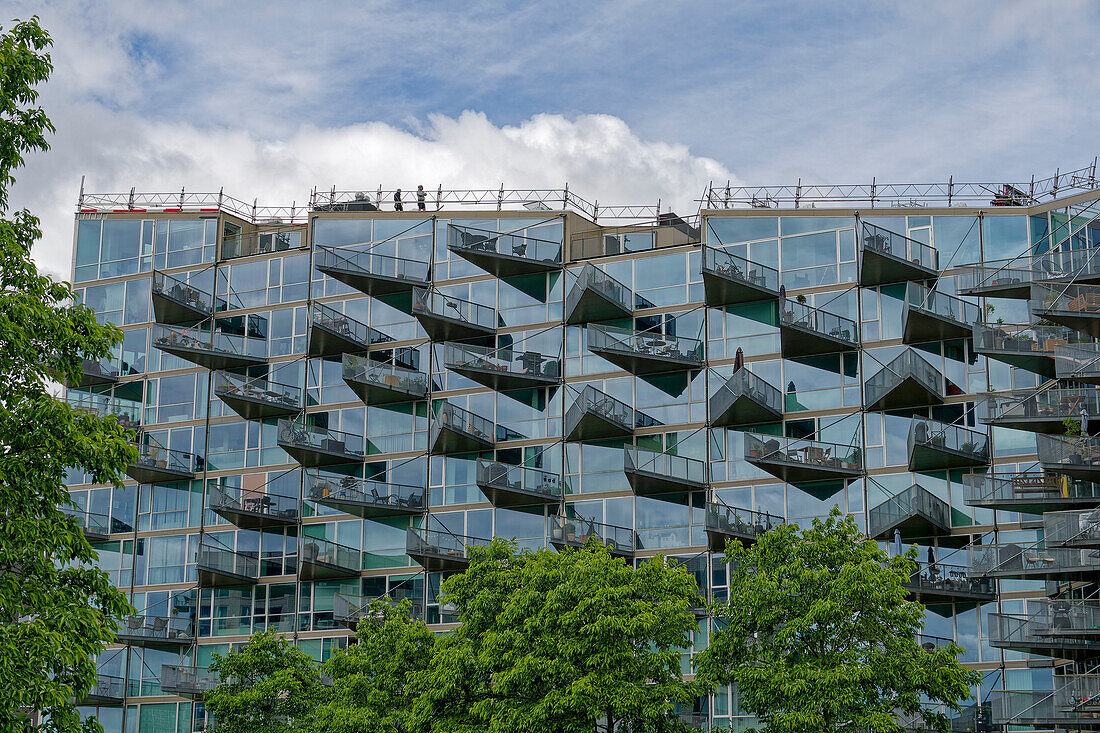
[{"xmin": 394, "ymin": 189, "xmax": 404, "ymax": 211}]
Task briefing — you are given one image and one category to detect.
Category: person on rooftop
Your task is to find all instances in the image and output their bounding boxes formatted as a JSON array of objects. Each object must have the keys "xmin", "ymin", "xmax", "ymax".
[
  {"xmin": 417, "ymin": 185, "xmax": 427, "ymax": 211},
  {"xmin": 394, "ymin": 189, "xmax": 404, "ymax": 211}
]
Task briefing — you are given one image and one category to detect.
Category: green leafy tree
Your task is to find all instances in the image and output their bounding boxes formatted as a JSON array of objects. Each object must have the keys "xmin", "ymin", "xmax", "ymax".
[
  {"xmin": 408, "ymin": 539, "xmax": 709, "ymax": 733},
  {"xmin": 695, "ymin": 509, "xmax": 982, "ymax": 733},
  {"xmin": 0, "ymin": 16, "xmax": 137, "ymax": 733},
  {"xmin": 205, "ymin": 628, "xmax": 326, "ymax": 733},
  {"xmin": 311, "ymin": 599, "xmax": 436, "ymax": 733}
]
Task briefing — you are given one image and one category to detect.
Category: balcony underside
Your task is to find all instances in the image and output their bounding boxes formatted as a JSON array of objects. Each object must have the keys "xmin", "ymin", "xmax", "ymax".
[
  {"xmin": 908, "ymin": 444, "xmax": 988, "ymax": 472},
  {"xmin": 960, "ymin": 277, "xmax": 1032, "ymax": 299},
  {"xmin": 565, "ymin": 411, "xmax": 633, "ymax": 442},
  {"xmin": 413, "ymin": 311, "xmax": 495, "ymax": 342},
  {"xmin": 903, "ymin": 582, "xmax": 996, "ymax": 605},
  {"xmin": 430, "ymin": 425, "xmax": 493, "ymax": 455},
  {"xmin": 197, "ymin": 565, "xmax": 257, "ymax": 588},
  {"xmin": 709, "ymin": 392, "xmax": 783, "ymax": 428},
  {"xmin": 115, "ymin": 630, "xmax": 193, "ymax": 649},
  {"xmin": 701, "ymin": 270, "xmax": 778, "ymax": 307},
  {"xmin": 308, "ymin": 324, "xmax": 372, "ymax": 359},
  {"xmin": 80, "ymin": 526, "xmax": 110, "ymax": 543},
  {"xmin": 624, "ymin": 467, "xmax": 706, "ymax": 497},
  {"xmin": 870, "ymin": 508, "xmax": 964, "ymax": 547},
  {"xmin": 1039, "ymin": 460, "xmax": 1100, "ymax": 482},
  {"xmin": 407, "ymin": 545, "xmax": 470, "ymax": 572},
  {"xmin": 779, "ymin": 323, "xmax": 857, "ymax": 358},
  {"xmin": 968, "ymin": 494, "xmax": 1100, "ymax": 515},
  {"xmin": 705, "ymin": 527, "xmax": 762, "ymax": 553},
  {"xmin": 476, "ymin": 480, "xmax": 560, "ymax": 508},
  {"xmin": 279, "ymin": 442, "xmax": 362, "ymax": 468},
  {"xmin": 990, "ymin": 637, "xmax": 1100, "ymax": 659},
  {"xmin": 859, "ymin": 248, "xmax": 937, "ymax": 287},
  {"xmin": 448, "ymin": 244, "xmax": 560, "ymax": 278},
  {"xmin": 903, "ymin": 309, "xmax": 974, "ymax": 344},
  {"xmin": 343, "ymin": 375, "xmax": 425, "ymax": 405},
  {"xmin": 64, "ymin": 362, "xmax": 119, "ymax": 389},
  {"xmin": 210, "ymin": 504, "xmax": 299, "ymax": 532},
  {"xmin": 79, "ymin": 689, "xmax": 124, "ymax": 706},
  {"xmin": 588, "ymin": 345, "xmax": 700, "ymax": 376},
  {"xmin": 746, "ymin": 455, "xmax": 862, "ymax": 486},
  {"xmin": 866, "ymin": 375, "xmax": 944, "ymax": 412},
  {"xmin": 985, "ymin": 414, "xmax": 1100, "ymax": 435},
  {"xmin": 564, "ymin": 288, "xmax": 631, "ymax": 325},
  {"xmin": 550, "ymin": 536, "xmax": 632, "ymax": 559},
  {"xmin": 316, "ymin": 261, "xmax": 426, "ymax": 296},
  {"xmin": 312, "ymin": 493, "xmax": 422, "ymax": 519},
  {"xmin": 975, "ymin": 346, "xmax": 1057, "ymax": 378},
  {"xmin": 299, "ymin": 557, "xmax": 358, "ymax": 581},
  {"xmin": 152, "ymin": 291, "xmax": 210, "ymax": 325},
  {"xmin": 155, "ymin": 342, "xmax": 266, "ymax": 370},
  {"xmin": 124, "ymin": 461, "xmax": 195, "ymax": 485},
  {"xmin": 215, "ymin": 389, "xmax": 300, "ymax": 421},
  {"xmin": 1034, "ymin": 308, "xmax": 1100, "ymax": 339},
  {"xmin": 447, "ymin": 362, "xmax": 558, "ymax": 391}
]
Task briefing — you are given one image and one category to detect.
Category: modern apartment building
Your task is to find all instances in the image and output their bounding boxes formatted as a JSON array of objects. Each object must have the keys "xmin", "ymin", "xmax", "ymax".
[{"xmin": 63, "ymin": 165, "xmax": 1100, "ymax": 731}]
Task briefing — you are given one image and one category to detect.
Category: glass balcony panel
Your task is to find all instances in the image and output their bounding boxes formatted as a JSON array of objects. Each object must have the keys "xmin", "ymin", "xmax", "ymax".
[
  {"xmin": 57, "ymin": 356, "xmax": 121, "ymax": 389},
  {"xmin": 709, "ymin": 368, "xmax": 783, "ymax": 427},
  {"xmin": 868, "ymin": 483, "xmax": 957, "ymax": 545},
  {"xmin": 1043, "ymin": 508, "xmax": 1100, "ymax": 548},
  {"xmin": 1037, "ymin": 434, "xmax": 1100, "ymax": 480},
  {"xmin": 700, "ymin": 245, "xmax": 780, "ymax": 306},
  {"xmin": 79, "ymin": 675, "xmax": 126, "ymax": 705},
  {"xmin": 222, "ymin": 227, "xmax": 305, "ymax": 260},
  {"xmin": 66, "ymin": 392, "xmax": 142, "ymax": 431},
  {"xmin": 1055, "ymin": 674, "xmax": 1100, "ymax": 716},
  {"xmin": 342, "ymin": 354, "xmax": 428, "ymax": 404},
  {"xmin": 564, "ymin": 385, "xmax": 660, "ymax": 442},
  {"xmin": 63, "ymin": 505, "xmax": 112, "ymax": 542},
  {"xmin": 197, "ymin": 540, "xmax": 259, "ymax": 586},
  {"xmin": 309, "ymin": 302, "xmax": 394, "ymax": 358},
  {"xmin": 208, "ymin": 480, "xmax": 300, "ymax": 531},
  {"xmin": 992, "ymin": 687, "xmax": 1100, "ymax": 727},
  {"xmin": 152, "ymin": 322, "xmax": 267, "ymax": 369},
  {"xmin": 907, "ymin": 417, "xmax": 989, "ymax": 472},
  {"xmin": 587, "ymin": 324, "xmax": 704, "ymax": 375},
  {"xmin": 864, "ymin": 349, "xmax": 944, "ymax": 411},
  {"xmin": 333, "ymin": 591, "xmax": 423, "ymax": 628},
  {"xmin": 989, "ymin": 611, "xmax": 1100, "ymax": 658},
  {"xmin": 704, "ymin": 498, "xmax": 782, "ymax": 552},
  {"xmin": 314, "ymin": 244, "xmax": 429, "ymax": 295},
  {"xmin": 1031, "ymin": 283, "xmax": 1100, "ymax": 339},
  {"xmin": 444, "ymin": 341, "xmax": 560, "ymax": 390},
  {"xmin": 902, "ymin": 282, "xmax": 981, "ymax": 343},
  {"xmin": 307, "ymin": 471, "xmax": 426, "ymax": 518},
  {"xmin": 412, "ymin": 287, "xmax": 497, "ymax": 340},
  {"xmin": 116, "ymin": 612, "xmax": 195, "ymax": 647},
  {"xmin": 905, "ymin": 559, "xmax": 995, "ymax": 603},
  {"xmin": 126, "ymin": 441, "xmax": 199, "ymax": 484},
  {"xmin": 623, "ymin": 446, "xmax": 707, "ymax": 496},
  {"xmin": 300, "ymin": 536, "xmax": 359, "ymax": 580},
  {"xmin": 743, "ymin": 432, "xmax": 863, "ymax": 485},
  {"xmin": 978, "ymin": 386, "xmax": 1100, "ymax": 434},
  {"xmin": 956, "ymin": 259, "xmax": 1036, "ymax": 298},
  {"xmin": 277, "ymin": 419, "xmax": 366, "ymax": 467},
  {"xmin": 564, "ymin": 264, "xmax": 632, "ymax": 325},
  {"xmin": 963, "ymin": 471, "xmax": 1100, "ymax": 514},
  {"xmin": 160, "ymin": 665, "xmax": 219, "ymax": 699},
  {"xmin": 475, "ymin": 459, "xmax": 564, "ymax": 507},
  {"xmin": 430, "ymin": 402, "xmax": 499, "ymax": 454},
  {"xmin": 214, "ymin": 370, "xmax": 303, "ymax": 420},
  {"xmin": 1055, "ymin": 342, "xmax": 1100, "ymax": 384},
  {"xmin": 550, "ymin": 515, "xmax": 636, "ymax": 557},
  {"xmin": 406, "ymin": 527, "xmax": 490, "ymax": 571},
  {"xmin": 969, "ymin": 541, "xmax": 1100, "ymax": 581},
  {"xmin": 973, "ymin": 322, "xmax": 1067, "ymax": 378},
  {"xmin": 446, "ymin": 223, "xmax": 562, "ymax": 276},
  {"xmin": 859, "ymin": 222, "xmax": 938, "ymax": 286},
  {"xmin": 151, "ymin": 269, "xmax": 215, "ymax": 324},
  {"xmin": 778, "ymin": 300, "xmax": 858, "ymax": 357}
]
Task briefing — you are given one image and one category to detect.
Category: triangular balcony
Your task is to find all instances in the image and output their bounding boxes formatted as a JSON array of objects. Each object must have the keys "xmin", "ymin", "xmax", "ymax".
[
  {"xmin": 151, "ymin": 269, "xmax": 215, "ymax": 325},
  {"xmin": 208, "ymin": 479, "xmax": 300, "ymax": 531},
  {"xmin": 549, "ymin": 515, "xmax": 635, "ymax": 558},
  {"xmin": 429, "ymin": 402, "xmax": 498, "ymax": 454},
  {"xmin": 564, "ymin": 264, "xmax": 632, "ymax": 325},
  {"xmin": 744, "ymin": 432, "xmax": 863, "ymax": 485},
  {"xmin": 152, "ymin": 322, "xmax": 267, "ymax": 370},
  {"xmin": 902, "ymin": 282, "xmax": 980, "ymax": 344},
  {"xmin": 1043, "ymin": 509, "xmax": 1100, "ymax": 548},
  {"xmin": 214, "ymin": 370, "xmax": 303, "ymax": 420},
  {"xmin": 197, "ymin": 540, "xmax": 259, "ymax": 586},
  {"xmin": 701, "ymin": 246, "xmax": 780, "ymax": 306},
  {"xmin": 446, "ymin": 222, "xmax": 562, "ymax": 277},
  {"xmin": 963, "ymin": 472, "xmax": 1100, "ymax": 514},
  {"xmin": 475, "ymin": 459, "xmax": 564, "ymax": 507},
  {"xmin": 55, "ymin": 356, "xmax": 121, "ymax": 389},
  {"xmin": 903, "ymin": 560, "xmax": 996, "ymax": 604},
  {"xmin": 78, "ymin": 675, "xmax": 125, "ymax": 706},
  {"xmin": 125, "ymin": 441, "xmax": 199, "ymax": 484},
  {"xmin": 704, "ymin": 499, "xmax": 781, "ymax": 552},
  {"xmin": 907, "ymin": 418, "xmax": 989, "ymax": 472},
  {"xmin": 342, "ymin": 354, "xmax": 428, "ymax": 405},
  {"xmin": 587, "ymin": 324, "xmax": 704, "ymax": 376},
  {"xmin": 314, "ymin": 244, "xmax": 430, "ymax": 296},
  {"xmin": 564, "ymin": 385, "xmax": 660, "ymax": 442},
  {"xmin": 277, "ymin": 420, "xmax": 365, "ymax": 467},
  {"xmin": 623, "ymin": 446, "xmax": 707, "ymax": 497},
  {"xmin": 994, "ymin": 601, "xmax": 1100, "ymax": 648},
  {"xmin": 969, "ymin": 541, "xmax": 1100, "ymax": 581},
  {"xmin": 406, "ymin": 527, "xmax": 489, "ymax": 572},
  {"xmin": 864, "ymin": 349, "xmax": 945, "ymax": 411},
  {"xmin": 307, "ymin": 471, "xmax": 426, "ymax": 518},
  {"xmin": 978, "ymin": 386, "xmax": 1100, "ymax": 434},
  {"xmin": 444, "ymin": 341, "xmax": 560, "ymax": 390},
  {"xmin": 116, "ymin": 611, "xmax": 195, "ymax": 648},
  {"xmin": 66, "ymin": 391, "xmax": 142, "ymax": 432},
  {"xmin": 412, "ymin": 288, "xmax": 497, "ymax": 341},
  {"xmin": 1031, "ymin": 283, "xmax": 1100, "ymax": 339},
  {"xmin": 1055, "ymin": 342, "xmax": 1100, "ymax": 384},
  {"xmin": 300, "ymin": 536, "xmax": 359, "ymax": 581},
  {"xmin": 956, "ymin": 260, "xmax": 1035, "ymax": 299},
  {"xmin": 868, "ymin": 483, "xmax": 961, "ymax": 547},
  {"xmin": 991, "ymin": 689, "xmax": 1097, "ymax": 729},
  {"xmin": 972, "ymin": 323, "xmax": 1059, "ymax": 378},
  {"xmin": 309, "ymin": 302, "xmax": 394, "ymax": 359},
  {"xmin": 859, "ymin": 222, "xmax": 939, "ymax": 287},
  {"xmin": 709, "ymin": 368, "xmax": 783, "ymax": 427},
  {"xmin": 63, "ymin": 505, "xmax": 111, "ymax": 543},
  {"xmin": 334, "ymin": 591, "xmax": 423, "ymax": 629},
  {"xmin": 160, "ymin": 665, "xmax": 218, "ymax": 700},
  {"xmin": 778, "ymin": 300, "xmax": 859, "ymax": 357},
  {"xmin": 1037, "ymin": 435, "xmax": 1100, "ymax": 481}
]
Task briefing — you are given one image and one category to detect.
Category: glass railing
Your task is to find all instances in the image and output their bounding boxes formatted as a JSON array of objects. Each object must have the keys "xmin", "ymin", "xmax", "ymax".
[
  {"xmin": 82, "ymin": 674, "xmax": 125, "ymax": 701},
  {"xmin": 1055, "ymin": 342, "xmax": 1100, "ymax": 381},
  {"xmin": 311, "ymin": 301, "xmax": 394, "ymax": 348},
  {"xmin": 406, "ymin": 527, "xmax": 490, "ymax": 562},
  {"xmin": 1055, "ymin": 674, "xmax": 1100, "ymax": 713},
  {"xmin": 904, "ymin": 281, "xmax": 981, "ymax": 325},
  {"xmin": 222, "ymin": 227, "xmax": 305, "ymax": 259},
  {"xmin": 624, "ymin": 446, "xmax": 707, "ymax": 486},
  {"xmin": 63, "ymin": 504, "xmax": 111, "ymax": 538},
  {"xmin": 973, "ymin": 322, "xmax": 1079, "ymax": 355},
  {"xmin": 1036, "ymin": 245, "xmax": 1100, "ymax": 282},
  {"xmin": 587, "ymin": 324, "xmax": 704, "ymax": 365},
  {"xmin": 906, "ymin": 559, "xmax": 994, "ymax": 597},
  {"xmin": 744, "ymin": 432, "xmax": 863, "ymax": 472},
  {"xmin": 861, "ymin": 222, "xmax": 938, "ymax": 270},
  {"xmin": 550, "ymin": 515, "xmax": 636, "ymax": 554},
  {"xmin": 342, "ymin": 354, "xmax": 428, "ymax": 398},
  {"xmin": 1037, "ymin": 434, "xmax": 1100, "ymax": 469},
  {"xmin": 566, "ymin": 384, "xmax": 660, "ymax": 434},
  {"xmin": 307, "ymin": 472, "xmax": 426, "ymax": 512},
  {"xmin": 65, "ymin": 392, "xmax": 142, "ymax": 430},
  {"xmin": 334, "ymin": 591, "xmax": 423, "ymax": 625},
  {"xmin": 868, "ymin": 484, "xmax": 948, "ymax": 539},
  {"xmin": 705, "ymin": 499, "xmax": 781, "ymax": 541},
  {"xmin": 566, "ymin": 263, "xmax": 632, "ymax": 314},
  {"xmin": 208, "ymin": 480, "xmax": 300, "ymax": 523},
  {"xmin": 1014, "ymin": 600, "xmax": 1100, "ymax": 642},
  {"xmin": 963, "ymin": 471, "xmax": 1100, "ymax": 506},
  {"xmin": 969, "ymin": 541, "xmax": 1100, "ymax": 578},
  {"xmin": 151, "ymin": 270, "xmax": 216, "ymax": 314},
  {"xmin": 213, "ymin": 370, "xmax": 303, "ymax": 411},
  {"xmin": 447, "ymin": 223, "xmax": 562, "ymax": 264},
  {"xmin": 988, "ymin": 611, "xmax": 1100, "ymax": 654},
  {"xmin": 1043, "ymin": 509, "xmax": 1100, "ymax": 546},
  {"xmin": 131, "ymin": 441, "xmax": 200, "ymax": 475},
  {"xmin": 152, "ymin": 322, "xmax": 267, "ymax": 361},
  {"xmin": 431, "ymin": 402, "xmax": 497, "ymax": 445},
  {"xmin": 908, "ymin": 418, "xmax": 989, "ymax": 460},
  {"xmin": 864, "ymin": 349, "xmax": 942, "ymax": 407},
  {"xmin": 160, "ymin": 665, "xmax": 219, "ymax": 696},
  {"xmin": 476, "ymin": 459, "xmax": 565, "ymax": 501},
  {"xmin": 314, "ymin": 243, "xmax": 430, "ymax": 283},
  {"xmin": 412, "ymin": 288, "xmax": 497, "ymax": 331},
  {"xmin": 701, "ymin": 245, "xmax": 780, "ymax": 293},
  {"xmin": 117, "ymin": 613, "xmax": 195, "ymax": 644},
  {"xmin": 301, "ymin": 536, "xmax": 359, "ymax": 573},
  {"xmin": 1032, "ymin": 283, "xmax": 1100, "ymax": 317},
  {"xmin": 979, "ymin": 386, "xmax": 1100, "ymax": 426},
  {"xmin": 277, "ymin": 419, "xmax": 366, "ymax": 460},
  {"xmin": 778, "ymin": 300, "xmax": 858, "ymax": 345},
  {"xmin": 197, "ymin": 540, "xmax": 259, "ymax": 581},
  {"xmin": 710, "ymin": 368, "xmax": 783, "ymax": 421},
  {"xmin": 444, "ymin": 342, "xmax": 561, "ymax": 381},
  {"xmin": 79, "ymin": 356, "xmax": 121, "ymax": 383},
  {"xmin": 956, "ymin": 258, "xmax": 1037, "ymax": 294}
]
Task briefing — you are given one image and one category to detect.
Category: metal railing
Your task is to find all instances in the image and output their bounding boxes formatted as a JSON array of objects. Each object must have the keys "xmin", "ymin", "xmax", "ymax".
[
  {"xmin": 1032, "ymin": 282, "xmax": 1100, "ymax": 317},
  {"xmin": 568, "ymin": 215, "xmax": 700, "ymax": 259},
  {"xmin": 907, "ymin": 559, "xmax": 994, "ymax": 597},
  {"xmin": 152, "ymin": 322, "xmax": 267, "ymax": 361},
  {"xmin": 208, "ymin": 481, "xmax": 301, "ymax": 523},
  {"xmin": 978, "ymin": 386, "xmax": 1100, "ymax": 426},
  {"xmin": 701, "ymin": 245, "xmax": 780, "ymax": 293},
  {"xmin": 151, "ymin": 270, "xmax": 216, "ymax": 314},
  {"xmin": 160, "ymin": 665, "xmax": 219, "ymax": 696},
  {"xmin": 704, "ymin": 499, "xmax": 781, "ymax": 541},
  {"xmin": 406, "ymin": 527, "xmax": 490, "ymax": 561},
  {"xmin": 550, "ymin": 515, "xmax": 637, "ymax": 553},
  {"xmin": 81, "ymin": 674, "xmax": 125, "ymax": 702},
  {"xmin": 587, "ymin": 324, "xmax": 704, "ymax": 365},
  {"xmin": 710, "ymin": 368, "xmax": 783, "ymax": 421},
  {"xmin": 1055, "ymin": 342, "xmax": 1100, "ymax": 382},
  {"xmin": 334, "ymin": 591, "xmax": 423, "ymax": 626},
  {"xmin": 341, "ymin": 354, "xmax": 429, "ymax": 398},
  {"xmin": 117, "ymin": 613, "xmax": 195, "ymax": 643},
  {"xmin": 78, "ymin": 187, "xmax": 307, "ymax": 223},
  {"xmin": 307, "ymin": 472, "xmax": 427, "ymax": 512},
  {"xmin": 861, "ymin": 222, "xmax": 938, "ymax": 270},
  {"xmin": 222, "ymin": 227, "xmax": 305, "ymax": 259},
  {"xmin": 868, "ymin": 484, "xmax": 949, "ymax": 539},
  {"xmin": 197, "ymin": 540, "xmax": 259, "ymax": 581},
  {"xmin": 446, "ymin": 222, "xmax": 562, "ymax": 264},
  {"xmin": 908, "ymin": 418, "xmax": 989, "ymax": 461},
  {"xmin": 444, "ymin": 341, "xmax": 561, "ymax": 381},
  {"xmin": 987, "ymin": 610, "xmax": 1100, "ymax": 654},
  {"xmin": 778, "ymin": 300, "xmax": 858, "ymax": 345},
  {"xmin": 277, "ymin": 420, "xmax": 366, "ymax": 460},
  {"xmin": 864, "ymin": 349, "xmax": 942, "ymax": 407},
  {"xmin": 963, "ymin": 471, "xmax": 1100, "ymax": 506},
  {"xmin": 301, "ymin": 536, "xmax": 359, "ymax": 573},
  {"xmin": 1055, "ymin": 674, "xmax": 1100, "ymax": 713},
  {"xmin": 566, "ymin": 384, "xmax": 660, "ymax": 434},
  {"xmin": 412, "ymin": 288, "xmax": 497, "ymax": 331},
  {"xmin": 66, "ymin": 392, "xmax": 142, "ymax": 430},
  {"xmin": 904, "ymin": 282, "xmax": 981, "ymax": 326},
  {"xmin": 969, "ymin": 541, "xmax": 1100, "ymax": 578},
  {"xmin": 623, "ymin": 446, "xmax": 707, "ymax": 486},
  {"xmin": 431, "ymin": 401, "xmax": 497, "ymax": 445},
  {"xmin": 565, "ymin": 264, "xmax": 632, "ymax": 315},
  {"xmin": 314, "ymin": 244, "xmax": 430, "ymax": 284},
  {"xmin": 311, "ymin": 301, "xmax": 395, "ymax": 348},
  {"xmin": 476, "ymin": 459, "xmax": 565, "ymax": 501},
  {"xmin": 744, "ymin": 432, "xmax": 863, "ymax": 472},
  {"xmin": 1044, "ymin": 509, "xmax": 1100, "ymax": 547},
  {"xmin": 63, "ymin": 504, "xmax": 111, "ymax": 538},
  {"xmin": 213, "ymin": 370, "xmax": 303, "ymax": 411},
  {"xmin": 1037, "ymin": 434, "xmax": 1100, "ymax": 469},
  {"xmin": 973, "ymin": 322, "xmax": 1076, "ymax": 356},
  {"xmin": 131, "ymin": 441, "xmax": 200, "ymax": 475}
]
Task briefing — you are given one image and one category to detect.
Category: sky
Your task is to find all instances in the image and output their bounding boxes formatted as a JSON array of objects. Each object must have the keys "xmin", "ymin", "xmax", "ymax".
[{"xmin": 8, "ymin": 0, "xmax": 1100, "ymax": 278}]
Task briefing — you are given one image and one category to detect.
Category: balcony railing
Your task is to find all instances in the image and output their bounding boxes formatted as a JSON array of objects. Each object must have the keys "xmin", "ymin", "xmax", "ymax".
[
  {"xmin": 314, "ymin": 243, "xmax": 430, "ymax": 295},
  {"xmin": 864, "ymin": 349, "xmax": 944, "ymax": 411},
  {"xmin": 333, "ymin": 591, "xmax": 423, "ymax": 628},
  {"xmin": 222, "ymin": 227, "xmax": 305, "ymax": 259},
  {"xmin": 342, "ymin": 354, "xmax": 428, "ymax": 404},
  {"xmin": 1043, "ymin": 508, "xmax": 1100, "ymax": 547},
  {"xmin": 564, "ymin": 264, "xmax": 633, "ymax": 325},
  {"xmin": 963, "ymin": 471, "xmax": 1100, "ymax": 514},
  {"xmin": 988, "ymin": 605, "xmax": 1100, "ymax": 658},
  {"xmin": 1055, "ymin": 674, "xmax": 1100, "ymax": 716},
  {"xmin": 1055, "ymin": 341, "xmax": 1100, "ymax": 383},
  {"xmin": 1037, "ymin": 434, "xmax": 1100, "ymax": 479},
  {"xmin": 904, "ymin": 559, "xmax": 995, "ymax": 603},
  {"xmin": 151, "ymin": 270, "xmax": 216, "ymax": 323},
  {"xmin": 115, "ymin": 613, "xmax": 195, "ymax": 647},
  {"xmin": 969, "ymin": 541, "xmax": 1100, "ymax": 581},
  {"xmin": 66, "ymin": 392, "xmax": 142, "ymax": 430},
  {"xmin": 443, "ymin": 341, "xmax": 560, "ymax": 390},
  {"xmin": 744, "ymin": 432, "xmax": 863, "ymax": 485},
  {"xmin": 564, "ymin": 384, "xmax": 660, "ymax": 442},
  {"xmin": 868, "ymin": 483, "xmax": 954, "ymax": 544},
  {"xmin": 446, "ymin": 222, "xmax": 562, "ymax": 276},
  {"xmin": 277, "ymin": 420, "xmax": 366, "ymax": 466},
  {"xmin": 309, "ymin": 301, "xmax": 394, "ymax": 358},
  {"xmin": 902, "ymin": 282, "xmax": 981, "ymax": 344},
  {"xmin": 956, "ymin": 259, "xmax": 1037, "ymax": 298},
  {"xmin": 55, "ymin": 355, "xmax": 121, "ymax": 389},
  {"xmin": 125, "ymin": 441, "xmax": 200, "ymax": 484},
  {"xmin": 709, "ymin": 368, "xmax": 783, "ymax": 427},
  {"xmin": 550, "ymin": 515, "xmax": 636, "ymax": 557},
  {"xmin": 160, "ymin": 665, "xmax": 218, "ymax": 699},
  {"xmin": 213, "ymin": 370, "xmax": 303, "ymax": 420},
  {"xmin": 972, "ymin": 322, "xmax": 1069, "ymax": 378},
  {"xmin": 208, "ymin": 480, "xmax": 300, "ymax": 530},
  {"xmin": 300, "ymin": 536, "xmax": 360, "ymax": 580},
  {"xmin": 406, "ymin": 527, "xmax": 490, "ymax": 571},
  {"xmin": 700, "ymin": 245, "xmax": 780, "ymax": 306},
  {"xmin": 79, "ymin": 674, "xmax": 126, "ymax": 705},
  {"xmin": 430, "ymin": 401, "xmax": 499, "ymax": 454},
  {"xmin": 907, "ymin": 417, "xmax": 989, "ymax": 472},
  {"xmin": 152, "ymin": 322, "xmax": 267, "ymax": 369},
  {"xmin": 307, "ymin": 471, "xmax": 426, "ymax": 518},
  {"xmin": 704, "ymin": 499, "xmax": 781, "ymax": 552},
  {"xmin": 63, "ymin": 505, "xmax": 112, "ymax": 542},
  {"xmin": 412, "ymin": 287, "xmax": 497, "ymax": 340},
  {"xmin": 475, "ymin": 459, "xmax": 564, "ymax": 507},
  {"xmin": 1032, "ymin": 283, "xmax": 1100, "ymax": 338},
  {"xmin": 197, "ymin": 540, "xmax": 259, "ymax": 586},
  {"xmin": 586, "ymin": 324, "xmax": 704, "ymax": 375},
  {"xmin": 978, "ymin": 386, "xmax": 1100, "ymax": 433},
  {"xmin": 859, "ymin": 222, "xmax": 939, "ymax": 286},
  {"xmin": 623, "ymin": 446, "xmax": 707, "ymax": 496},
  {"xmin": 778, "ymin": 300, "xmax": 858, "ymax": 356}
]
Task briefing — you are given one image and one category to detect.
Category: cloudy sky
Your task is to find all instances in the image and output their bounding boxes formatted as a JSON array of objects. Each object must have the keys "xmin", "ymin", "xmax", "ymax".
[{"xmin": 9, "ymin": 0, "xmax": 1100, "ymax": 278}]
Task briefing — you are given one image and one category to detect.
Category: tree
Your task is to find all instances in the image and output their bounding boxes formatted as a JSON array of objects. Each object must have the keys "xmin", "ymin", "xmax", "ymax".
[
  {"xmin": 205, "ymin": 628, "xmax": 326, "ymax": 733},
  {"xmin": 0, "ymin": 16, "xmax": 137, "ymax": 733},
  {"xmin": 407, "ymin": 539, "xmax": 709, "ymax": 733},
  {"xmin": 312, "ymin": 599, "xmax": 436, "ymax": 733},
  {"xmin": 695, "ymin": 509, "xmax": 982, "ymax": 733}
]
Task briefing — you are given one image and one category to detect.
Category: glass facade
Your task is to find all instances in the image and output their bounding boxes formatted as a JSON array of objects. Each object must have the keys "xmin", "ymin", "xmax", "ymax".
[{"xmin": 68, "ymin": 187, "xmax": 1100, "ymax": 730}]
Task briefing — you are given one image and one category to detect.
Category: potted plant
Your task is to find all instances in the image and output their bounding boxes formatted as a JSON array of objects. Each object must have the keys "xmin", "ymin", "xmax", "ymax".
[{"xmin": 796, "ymin": 294, "xmax": 808, "ymax": 306}]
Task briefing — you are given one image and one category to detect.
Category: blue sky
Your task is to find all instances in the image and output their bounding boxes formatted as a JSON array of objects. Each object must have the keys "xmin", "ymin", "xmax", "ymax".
[{"xmin": 9, "ymin": 0, "xmax": 1100, "ymax": 275}]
